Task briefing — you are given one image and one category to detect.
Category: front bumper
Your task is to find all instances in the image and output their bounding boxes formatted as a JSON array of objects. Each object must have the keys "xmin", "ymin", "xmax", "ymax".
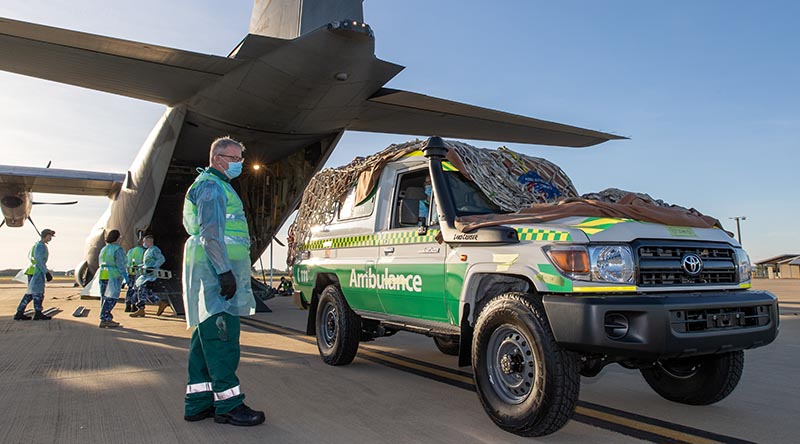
[{"xmin": 543, "ymin": 290, "xmax": 779, "ymax": 360}]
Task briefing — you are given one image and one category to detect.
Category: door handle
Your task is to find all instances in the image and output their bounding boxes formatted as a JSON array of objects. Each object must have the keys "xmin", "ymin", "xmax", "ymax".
[{"xmin": 383, "ymin": 247, "xmax": 395, "ymax": 255}]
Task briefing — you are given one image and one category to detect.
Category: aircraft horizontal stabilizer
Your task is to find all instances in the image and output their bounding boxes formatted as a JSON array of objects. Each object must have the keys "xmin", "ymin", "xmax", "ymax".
[
  {"xmin": 352, "ymin": 88, "xmax": 626, "ymax": 148},
  {"xmin": 0, "ymin": 17, "xmax": 243, "ymax": 105},
  {"xmin": 0, "ymin": 165, "xmax": 124, "ymax": 197}
]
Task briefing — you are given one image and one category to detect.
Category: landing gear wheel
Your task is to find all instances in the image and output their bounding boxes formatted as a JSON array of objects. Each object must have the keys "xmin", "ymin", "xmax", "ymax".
[
  {"xmin": 640, "ymin": 351, "xmax": 744, "ymax": 405},
  {"xmin": 315, "ymin": 285, "xmax": 360, "ymax": 366},
  {"xmin": 433, "ymin": 336, "xmax": 460, "ymax": 356},
  {"xmin": 472, "ymin": 292, "xmax": 579, "ymax": 437}
]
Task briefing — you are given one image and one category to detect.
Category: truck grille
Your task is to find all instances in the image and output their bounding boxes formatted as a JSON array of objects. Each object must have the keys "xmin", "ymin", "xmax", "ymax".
[
  {"xmin": 636, "ymin": 241, "xmax": 737, "ymax": 286},
  {"xmin": 670, "ymin": 305, "xmax": 771, "ymax": 333}
]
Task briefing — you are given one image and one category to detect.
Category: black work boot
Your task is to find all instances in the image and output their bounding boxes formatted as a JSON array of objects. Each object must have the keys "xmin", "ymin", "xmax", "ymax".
[
  {"xmin": 184, "ymin": 405, "xmax": 215, "ymax": 422},
  {"xmin": 13, "ymin": 312, "xmax": 32, "ymax": 321},
  {"xmin": 32, "ymin": 311, "xmax": 51, "ymax": 320},
  {"xmin": 214, "ymin": 404, "xmax": 265, "ymax": 426}
]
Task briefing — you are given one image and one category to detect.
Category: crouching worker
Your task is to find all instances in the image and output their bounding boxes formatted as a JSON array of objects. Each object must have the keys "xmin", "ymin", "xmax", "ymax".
[
  {"xmin": 130, "ymin": 234, "xmax": 169, "ymax": 317},
  {"xmin": 182, "ymin": 137, "xmax": 264, "ymax": 426},
  {"xmin": 125, "ymin": 237, "xmax": 146, "ymax": 312},
  {"xmin": 97, "ymin": 229, "xmax": 130, "ymax": 328}
]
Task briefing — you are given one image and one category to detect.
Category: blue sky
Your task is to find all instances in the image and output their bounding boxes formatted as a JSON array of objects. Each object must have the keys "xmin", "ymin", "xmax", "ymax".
[{"xmin": 0, "ymin": 0, "xmax": 798, "ymax": 271}]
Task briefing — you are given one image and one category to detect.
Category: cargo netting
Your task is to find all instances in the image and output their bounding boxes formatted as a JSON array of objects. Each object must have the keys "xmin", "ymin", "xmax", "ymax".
[{"xmin": 287, "ymin": 139, "xmax": 579, "ymax": 265}]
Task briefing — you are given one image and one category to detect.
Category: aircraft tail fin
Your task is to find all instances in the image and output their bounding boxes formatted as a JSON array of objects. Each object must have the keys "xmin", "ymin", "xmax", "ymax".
[{"xmin": 249, "ymin": 0, "xmax": 364, "ymax": 39}]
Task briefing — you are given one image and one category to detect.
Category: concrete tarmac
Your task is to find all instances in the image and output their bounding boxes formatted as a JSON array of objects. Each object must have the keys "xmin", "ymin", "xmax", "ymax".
[{"xmin": 0, "ymin": 279, "xmax": 797, "ymax": 444}]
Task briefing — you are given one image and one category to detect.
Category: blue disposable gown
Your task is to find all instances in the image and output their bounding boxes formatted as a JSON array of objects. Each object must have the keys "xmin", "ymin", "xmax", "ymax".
[
  {"xmin": 182, "ymin": 172, "xmax": 255, "ymax": 328},
  {"xmin": 99, "ymin": 244, "xmax": 130, "ymax": 299},
  {"xmin": 135, "ymin": 245, "xmax": 166, "ymax": 287},
  {"xmin": 27, "ymin": 241, "xmax": 48, "ymax": 294}
]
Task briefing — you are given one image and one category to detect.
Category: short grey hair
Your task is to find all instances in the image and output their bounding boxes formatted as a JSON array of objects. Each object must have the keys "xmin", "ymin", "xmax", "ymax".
[{"xmin": 209, "ymin": 136, "xmax": 245, "ymax": 163}]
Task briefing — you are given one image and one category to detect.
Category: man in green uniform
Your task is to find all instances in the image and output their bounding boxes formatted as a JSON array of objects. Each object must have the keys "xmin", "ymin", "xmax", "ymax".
[
  {"xmin": 182, "ymin": 136, "xmax": 264, "ymax": 426},
  {"xmin": 14, "ymin": 228, "xmax": 55, "ymax": 321}
]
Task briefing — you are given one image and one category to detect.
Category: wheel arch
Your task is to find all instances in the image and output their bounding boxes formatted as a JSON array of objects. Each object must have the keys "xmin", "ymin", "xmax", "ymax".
[
  {"xmin": 305, "ymin": 272, "xmax": 341, "ymax": 335},
  {"xmin": 455, "ymin": 269, "xmax": 536, "ymax": 367},
  {"xmin": 460, "ymin": 267, "xmax": 536, "ymax": 327}
]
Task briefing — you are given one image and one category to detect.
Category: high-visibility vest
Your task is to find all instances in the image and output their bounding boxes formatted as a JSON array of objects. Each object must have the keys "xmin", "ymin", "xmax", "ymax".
[
  {"xmin": 127, "ymin": 246, "xmax": 146, "ymax": 275},
  {"xmin": 24, "ymin": 244, "xmax": 37, "ymax": 275},
  {"xmin": 24, "ymin": 241, "xmax": 46, "ymax": 275},
  {"xmin": 98, "ymin": 244, "xmax": 124, "ymax": 280},
  {"xmin": 183, "ymin": 170, "xmax": 250, "ymax": 262}
]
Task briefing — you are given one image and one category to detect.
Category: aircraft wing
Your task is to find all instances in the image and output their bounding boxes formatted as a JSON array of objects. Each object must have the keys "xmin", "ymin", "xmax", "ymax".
[
  {"xmin": 0, "ymin": 17, "xmax": 244, "ymax": 105},
  {"xmin": 0, "ymin": 165, "xmax": 124, "ymax": 197},
  {"xmin": 352, "ymin": 88, "xmax": 626, "ymax": 148}
]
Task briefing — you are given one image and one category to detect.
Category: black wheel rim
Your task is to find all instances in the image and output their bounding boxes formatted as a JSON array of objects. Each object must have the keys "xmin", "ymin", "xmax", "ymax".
[
  {"xmin": 486, "ymin": 325, "xmax": 536, "ymax": 404},
  {"xmin": 321, "ymin": 301, "xmax": 338, "ymax": 349}
]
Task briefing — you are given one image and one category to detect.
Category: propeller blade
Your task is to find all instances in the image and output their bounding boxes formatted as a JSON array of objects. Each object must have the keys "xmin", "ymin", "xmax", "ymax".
[
  {"xmin": 27, "ymin": 217, "xmax": 41, "ymax": 236},
  {"xmin": 272, "ymin": 236, "xmax": 285, "ymax": 247},
  {"xmin": 32, "ymin": 201, "xmax": 79, "ymax": 206}
]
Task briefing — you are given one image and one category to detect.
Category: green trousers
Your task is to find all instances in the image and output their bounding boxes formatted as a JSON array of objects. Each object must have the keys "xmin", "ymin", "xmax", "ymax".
[{"xmin": 185, "ymin": 312, "xmax": 244, "ymax": 416}]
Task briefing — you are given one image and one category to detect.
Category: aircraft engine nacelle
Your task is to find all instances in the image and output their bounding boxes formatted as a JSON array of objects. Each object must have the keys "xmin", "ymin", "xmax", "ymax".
[
  {"xmin": 0, "ymin": 191, "xmax": 32, "ymax": 227},
  {"xmin": 74, "ymin": 260, "xmax": 93, "ymax": 287}
]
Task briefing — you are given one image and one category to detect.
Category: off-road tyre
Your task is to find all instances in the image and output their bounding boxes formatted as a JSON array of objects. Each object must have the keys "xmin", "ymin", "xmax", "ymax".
[
  {"xmin": 315, "ymin": 285, "xmax": 360, "ymax": 365},
  {"xmin": 640, "ymin": 350, "xmax": 744, "ymax": 405},
  {"xmin": 433, "ymin": 336, "xmax": 460, "ymax": 356},
  {"xmin": 472, "ymin": 292, "xmax": 580, "ymax": 437}
]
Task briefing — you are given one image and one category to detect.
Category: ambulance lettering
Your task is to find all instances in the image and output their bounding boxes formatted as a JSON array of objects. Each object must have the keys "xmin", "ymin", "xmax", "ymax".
[{"xmin": 349, "ymin": 268, "xmax": 423, "ymax": 292}]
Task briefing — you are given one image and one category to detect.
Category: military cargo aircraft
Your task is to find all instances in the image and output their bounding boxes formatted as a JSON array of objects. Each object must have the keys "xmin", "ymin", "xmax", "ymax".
[{"xmin": 0, "ymin": 0, "xmax": 623, "ymax": 299}]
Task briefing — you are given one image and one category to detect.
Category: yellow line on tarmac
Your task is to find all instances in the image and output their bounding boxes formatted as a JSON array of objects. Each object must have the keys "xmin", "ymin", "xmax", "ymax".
[
  {"xmin": 242, "ymin": 318, "xmax": 738, "ymax": 444},
  {"xmin": 357, "ymin": 348, "xmax": 475, "ymax": 385},
  {"xmin": 243, "ymin": 319, "xmax": 474, "ymax": 385},
  {"xmin": 575, "ymin": 406, "xmax": 720, "ymax": 444}
]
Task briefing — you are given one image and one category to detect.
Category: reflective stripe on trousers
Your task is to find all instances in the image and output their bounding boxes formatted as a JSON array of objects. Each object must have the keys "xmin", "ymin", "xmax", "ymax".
[
  {"xmin": 186, "ymin": 382, "xmax": 213, "ymax": 394},
  {"xmin": 213, "ymin": 385, "xmax": 241, "ymax": 401}
]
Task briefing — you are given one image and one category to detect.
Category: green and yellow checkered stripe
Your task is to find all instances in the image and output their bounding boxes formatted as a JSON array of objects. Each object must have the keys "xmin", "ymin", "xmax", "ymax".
[
  {"xmin": 303, "ymin": 235, "xmax": 374, "ymax": 250},
  {"xmin": 302, "ymin": 230, "xmax": 441, "ymax": 250},
  {"xmin": 572, "ymin": 217, "xmax": 631, "ymax": 235},
  {"xmin": 516, "ymin": 228, "xmax": 571, "ymax": 242},
  {"xmin": 378, "ymin": 229, "xmax": 440, "ymax": 245}
]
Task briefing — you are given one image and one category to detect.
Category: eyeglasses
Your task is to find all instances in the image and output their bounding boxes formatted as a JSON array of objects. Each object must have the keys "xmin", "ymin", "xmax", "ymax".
[{"xmin": 217, "ymin": 154, "xmax": 244, "ymax": 162}]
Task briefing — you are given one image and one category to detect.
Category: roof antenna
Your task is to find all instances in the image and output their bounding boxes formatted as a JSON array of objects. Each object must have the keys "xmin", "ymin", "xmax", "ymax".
[{"xmin": 46, "ymin": 161, "xmax": 52, "ymax": 168}]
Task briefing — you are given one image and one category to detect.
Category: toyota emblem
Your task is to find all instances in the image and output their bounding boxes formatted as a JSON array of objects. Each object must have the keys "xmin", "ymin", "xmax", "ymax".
[{"xmin": 681, "ymin": 254, "xmax": 704, "ymax": 276}]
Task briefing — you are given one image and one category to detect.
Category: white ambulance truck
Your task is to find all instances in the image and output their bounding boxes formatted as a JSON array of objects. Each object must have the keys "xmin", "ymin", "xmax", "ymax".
[{"xmin": 291, "ymin": 137, "xmax": 778, "ymax": 436}]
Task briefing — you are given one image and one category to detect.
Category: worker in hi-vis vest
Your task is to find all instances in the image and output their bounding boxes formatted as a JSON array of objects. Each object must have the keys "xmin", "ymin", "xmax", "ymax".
[
  {"xmin": 125, "ymin": 236, "xmax": 146, "ymax": 312},
  {"xmin": 97, "ymin": 229, "xmax": 130, "ymax": 329},
  {"xmin": 129, "ymin": 234, "xmax": 168, "ymax": 318},
  {"xmin": 14, "ymin": 228, "xmax": 55, "ymax": 321},
  {"xmin": 181, "ymin": 137, "xmax": 263, "ymax": 427}
]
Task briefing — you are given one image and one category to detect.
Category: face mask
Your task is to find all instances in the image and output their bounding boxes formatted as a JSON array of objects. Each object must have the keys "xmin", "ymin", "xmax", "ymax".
[
  {"xmin": 424, "ymin": 184, "xmax": 432, "ymax": 197},
  {"xmin": 225, "ymin": 161, "xmax": 243, "ymax": 179}
]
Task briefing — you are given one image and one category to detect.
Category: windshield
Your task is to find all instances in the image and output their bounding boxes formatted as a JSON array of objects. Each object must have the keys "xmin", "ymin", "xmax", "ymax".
[{"xmin": 445, "ymin": 171, "xmax": 505, "ymax": 216}]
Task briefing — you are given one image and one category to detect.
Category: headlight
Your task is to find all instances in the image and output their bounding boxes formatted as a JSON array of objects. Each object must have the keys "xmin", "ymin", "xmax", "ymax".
[
  {"xmin": 589, "ymin": 245, "xmax": 635, "ymax": 284},
  {"xmin": 545, "ymin": 244, "xmax": 634, "ymax": 284},
  {"xmin": 734, "ymin": 248, "xmax": 752, "ymax": 282}
]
